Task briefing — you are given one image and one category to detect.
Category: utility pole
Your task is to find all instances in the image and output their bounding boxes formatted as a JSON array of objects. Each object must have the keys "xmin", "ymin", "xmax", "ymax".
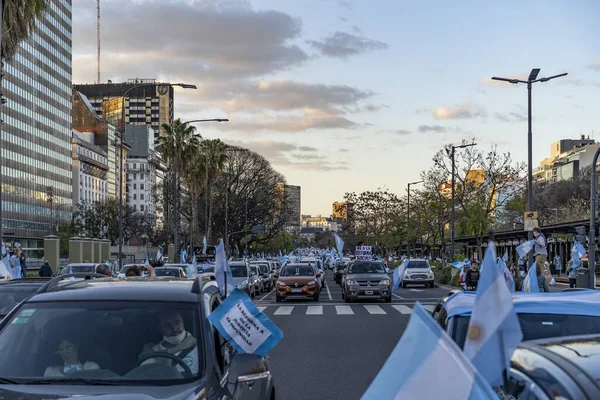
[{"xmin": 97, "ymin": 0, "xmax": 100, "ymax": 83}]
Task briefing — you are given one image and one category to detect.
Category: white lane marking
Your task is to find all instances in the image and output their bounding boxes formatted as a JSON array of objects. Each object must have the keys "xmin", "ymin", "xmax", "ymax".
[
  {"xmin": 392, "ymin": 305, "xmax": 413, "ymax": 314},
  {"xmin": 335, "ymin": 305, "xmax": 354, "ymax": 315},
  {"xmin": 392, "ymin": 293, "xmax": 404, "ymax": 299},
  {"xmin": 274, "ymin": 306, "xmax": 294, "ymax": 315},
  {"xmin": 364, "ymin": 305, "xmax": 386, "ymax": 315},
  {"xmin": 325, "ymin": 280, "xmax": 332, "ymax": 300},
  {"xmin": 423, "ymin": 304, "xmax": 435, "ymax": 312},
  {"xmin": 409, "ymin": 289, "xmax": 424, "ymax": 292},
  {"xmin": 306, "ymin": 306, "xmax": 323, "ymax": 315},
  {"xmin": 257, "ymin": 306, "xmax": 266, "ymax": 312},
  {"xmin": 259, "ymin": 290, "xmax": 274, "ymax": 301}
]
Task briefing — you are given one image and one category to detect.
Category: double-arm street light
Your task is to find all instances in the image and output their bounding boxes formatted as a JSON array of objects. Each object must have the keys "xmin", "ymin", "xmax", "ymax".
[
  {"xmin": 449, "ymin": 143, "xmax": 477, "ymax": 259},
  {"xmin": 407, "ymin": 180, "xmax": 424, "ymax": 257},
  {"xmin": 117, "ymin": 83, "xmax": 197, "ymax": 266},
  {"xmin": 174, "ymin": 119, "xmax": 229, "ymax": 256},
  {"xmin": 491, "ymin": 69, "xmax": 567, "ymax": 249}
]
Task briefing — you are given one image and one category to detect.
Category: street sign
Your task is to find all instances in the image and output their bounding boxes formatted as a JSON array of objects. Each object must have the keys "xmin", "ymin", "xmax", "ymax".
[{"xmin": 524, "ymin": 211, "xmax": 538, "ymax": 231}]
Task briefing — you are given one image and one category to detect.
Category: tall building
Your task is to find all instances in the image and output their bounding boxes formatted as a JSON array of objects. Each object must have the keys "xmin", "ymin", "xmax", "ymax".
[
  {"xmin": 72, "ymin": 130, "xmax": 109, "ymax": 205},
  {"xmin": 534, "ymin": 136, "xmax": 599, "ymax": 183},
  {"xmin": 276, "ymin": 184, "xmax": 301, "ymax": 229},
  {"xmin": 332, "ymin": 201, "xmax": 349, "ymax": 219},
  {"xmin": 0, "ymin": 0, "xmax": 72, "ymax": 248},
  {"xmin": 73, "ymin": 79, "xmax": 175, "ymax": 141}
]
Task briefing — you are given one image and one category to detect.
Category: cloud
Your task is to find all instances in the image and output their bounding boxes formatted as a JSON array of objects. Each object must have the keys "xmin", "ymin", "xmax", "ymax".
[
  {"xmin": 494, "ymin": 112, "xmax": 527, "ymax": 123},
  {"xmin": 591, "ymin": 59, "xmax": 600, "ymax": 70},
  {"xmin": 307, "ymin": 31, "xmax": 388, "ymax": 58},
  {"xmin": 379, "ymin": 129, "xmax": 411, "ymax": 135},
  {"xmin": 338, "ymin": 0, "xmax": 352, "ymax": 9},
  {"xmin": 298, "ymin": 146, "xmax": 318, "ymax": 152},
  {"xmin": 73, "ymin": 0, "xmax": 308, "ymax": 82},
  {"xmin": 418, "ymin": 125, "xmax": 447, "ymax": 133},
  {"xmin": 560, "ymin": 78, "xmax": 600, "ymax": 88},
  {"xmin": 339, "ymin": 148, "xmax": 349, "ymax": 152},
  {"xmin": 433, "ymin": 102, "xmax": 486, "ymax": 120},
  {"xmin": 225, "ymin": 139, "xmax": 350, "ymax": 171},
  {"xmin": 481, "ymin": 74, "xmax": 526, "ymax": 87}
]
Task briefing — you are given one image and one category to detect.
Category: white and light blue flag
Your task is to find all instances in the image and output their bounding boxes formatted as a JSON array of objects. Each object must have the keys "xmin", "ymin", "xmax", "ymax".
[
  {"xmin": 334, "ymin": 233, "xmax": 344, "ymax": 259},
  {"xmin": 515, "ymin": 240, "xmax": 535, "ymax": 258},
  {"xmin": 207, "ymin": 288, "xmax": 283, "ymax": 356},
  {"xmin": 145, "ymin": 256, "xmax": 150, "ymax": 267},
  {"xmin": 464, "ymin": 242, "xmax": 523, "ymax": 386},
  {"xmin": 192, "ymin": 256, "xmax": 198, "ymax": 277},
  {"xmin": 361, "ymin": 303, "xmax": 497, "ymax": 399},
  {"xmin": 573, "ymin": 241, "xmax": 587, "ymax": 258},
  {"xmin": 215, "ymin": 239, "xmax": 233, "ymax": 296},
  {"xmin": 522, "ymin": 262, "xmax": 539, "ymax": 293},
  {"xmin": 0, "ymin": 244, "xmax": 11, "ymax": 279},
  {"xmin": 202, "ymin": 236, "xmax": 207, "ymax": 255},
  {"xmin": 498, "ymin": 250, "xmax": 515, "ymax": 293},
  {"xmin": 392, "ymin": 259, "xmax": 409, "ymax": 292},
  {"xmin": 156, "ymin": 248, "xmax": 162, "ymax": 261}
]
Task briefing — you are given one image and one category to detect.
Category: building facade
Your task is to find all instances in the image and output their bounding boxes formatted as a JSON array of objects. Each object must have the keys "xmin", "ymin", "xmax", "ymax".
[
  {"xmin": 73, "ymin": 79, "xmax": 175, "ymax": 141},
  {"xmin": 72, "ymin": 130, "xmax": 109, "ymax": 205},
  {"xmin": 283, "ymin": 185, "xmax": 301, "ymax": 227},
  {"xmin": 0, "ymin": 0, "xmax": 73, "ymax": 247},
  {"xmin": 534, "ymin": 136, "xmax": 598, "ymax": 183}
]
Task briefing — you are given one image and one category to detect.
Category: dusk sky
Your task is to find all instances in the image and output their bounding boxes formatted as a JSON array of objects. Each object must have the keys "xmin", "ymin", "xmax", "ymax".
[{"xmin": 73, "ymin": 0, "xmax": 600, "ymax": 216}]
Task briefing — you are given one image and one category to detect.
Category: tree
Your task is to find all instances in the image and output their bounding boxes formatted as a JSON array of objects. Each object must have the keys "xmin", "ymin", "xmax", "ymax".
[
  {"xmin": 182, "ymin": 150, "xmax": 206, "ymax": 250},
  {"xmin": 201, "ymin": 139, "xmax": 228, "ymax": 243},
  {"xmin": 157, "ymin": 119, "xmax": 201, "ymax": 246},
  {"xmin": 2, "ymin": 1, "xmax": 47, "ymax": 60},
  {"xmin": 72, "ymin": 199, "xmax": 138, "ymax": 245}
]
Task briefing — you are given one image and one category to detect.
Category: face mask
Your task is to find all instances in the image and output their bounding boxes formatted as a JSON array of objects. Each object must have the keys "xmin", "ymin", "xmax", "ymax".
[
  {"xmin": 63, "ymin": 363, "xmax": 83, "ymax": 375},
  {"xmin": 163, "ymin": 331, "xmax": 186, "ymax": 345}
]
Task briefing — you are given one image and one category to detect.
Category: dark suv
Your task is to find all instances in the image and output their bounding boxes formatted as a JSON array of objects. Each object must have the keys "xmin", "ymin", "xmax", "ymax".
[
  {"xmin": 342, "ymin": 261, "xmax": 391, "ymax": 303},
  {"xmin": 0, "ymin": 273, "xmax": 275, "ymax": 399}
]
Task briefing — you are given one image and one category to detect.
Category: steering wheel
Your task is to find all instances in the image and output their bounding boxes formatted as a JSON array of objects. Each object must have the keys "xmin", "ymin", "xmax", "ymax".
[{"xmin": 136, "ymin": 351, "xmax": 193, "ymax": 377}]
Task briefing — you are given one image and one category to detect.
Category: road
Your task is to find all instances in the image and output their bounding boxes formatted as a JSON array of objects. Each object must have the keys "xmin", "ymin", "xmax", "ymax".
[{"xmin": 258, "ymin": 271, "xmax": 448, "ymax": 400}]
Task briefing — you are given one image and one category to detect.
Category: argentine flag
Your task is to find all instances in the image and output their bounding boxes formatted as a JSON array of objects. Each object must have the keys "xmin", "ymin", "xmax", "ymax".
[
  {"xmin": 498, "ymin": 250, "xmax": 515, "ymax": 293},
  {"xmin": 334, "ymin": 233, "xmax": 344, "ymax": 259},
  {"xmin": 361, "ymin": 303, "xmax": 496, "ymax": 399},
  {"xmin": 515, "ymin": 240, "xmax": 535, "ymax": 258},
  {"xmin": 202, "ymin": 236, "xmax": 208, "ymax": 255},
  {"xmin": 573, "ymin": 241, "xmax": 586, "ymax": 258},
  {"xmin": 156, "ymin": 248, "xmax": 162, "ymax": 261},
  {"xmin": 463, "ymin": 242, "xmax": 523, "ymax": 386},
  {"xmin": 522, "ymin": 262, "xmax": 539, "ymax": 293},
  {"xmin": 0, "ymin": 244, "xmax": 11, "ymax": 279},
  {"xmin": 215, "ymin": 239, "xmax": 233, "ymax": 297},
  {"xmin": 392, "ymin": 259, "xmax": 409, "ymax": 292}
]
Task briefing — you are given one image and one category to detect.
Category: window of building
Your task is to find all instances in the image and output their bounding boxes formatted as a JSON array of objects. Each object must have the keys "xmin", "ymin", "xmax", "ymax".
[
  {"xmin": 140, "ymin": 184, "xmax": 144, "ymax": 190},
  {"xmin": 133, "ymin": 184, "xmax": 137, "ymax": 189},
  {"xmin": 133, "ymin": 194, "xmax": 136, "ymax": 200},
  {"xmin": 140, "ymin": 204, "xmax": 145, "ymax": 212},
  {"xmin": 140, "ymin": 194, "xmax": 144, "ymax": 200}
]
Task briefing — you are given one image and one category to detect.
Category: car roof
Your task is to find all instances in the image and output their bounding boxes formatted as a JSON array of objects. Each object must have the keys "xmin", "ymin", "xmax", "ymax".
[
  {"xmin": 229, "ymin": 261, "xmax": 247, "ymax": 266},
  {"xmin": 67, "ymin": 263, "xmax": 100, "ymax": 266},
  {"xmin": 445, "ymin": 291, "xmax": 600, "ymax": 321},
  {"xmin": 27, "ymin": 279, "xmax": 199, "ymax": 303},
  {"xmin": 163, "ymin": 263, "xmax": 188, "ymax": 267},
  {"xmin": 155, "ymin": 266, "xmax": 183, "ymax": 270}
]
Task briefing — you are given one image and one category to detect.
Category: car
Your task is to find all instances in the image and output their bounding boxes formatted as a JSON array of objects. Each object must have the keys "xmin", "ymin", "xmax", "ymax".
[
  {"xmin": 229, "ymin": 261, "xmax": 254, "ymax": 298},
  {"xmin": 497, "ymin": 334, "xmax": 600, "ymax": 399},
  {"xmin": 437, "ymin": 291, "xmax": 600, "ymax": 349},
  {"xmin": 250, "ymin": 261, "xmax": 272, "ymax": 291},
  {"xmin": 401, "ymin": 259, "xmax": 435, "ymax": 288},
  {"xmin": 275, "ymin": 263, "xmax": 320, "ymax": 302},
  {"xmin": 58, "ymin": 263, "xmax": 106, "ymax": 276},
  {"xmin": 0, "ymin": 278, "xmax": 52, "ymax": 320},
  {"xmin": 163, "ymin": 263, "xmax": 196, "ymax": 279},
  {"xmin": 250, "ymin": 265, "xmax": 265, "ymax": 295},
  {"xmin": 154, "ymin": 266, "xmax": 188, "ymax": 278},
  {"xmin": 334, "ymin": 262, "xmax": 347, "ymax": 284},
  {"xmin": 342, "ymin": 260, "xmax": 391, "ymax": 303},
  {"xmin": 117, "ymin": 264, "xmax": 146, "ymax": 279},
  {"xmin": 0, "ymin": 273, "xmax": 276, "ymax": 399}
]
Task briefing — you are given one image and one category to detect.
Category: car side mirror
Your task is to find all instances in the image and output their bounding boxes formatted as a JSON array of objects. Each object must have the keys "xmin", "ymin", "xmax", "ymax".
[{"xmin": 227, "ymin": 353, "xmax": 272, "ymax": 398}]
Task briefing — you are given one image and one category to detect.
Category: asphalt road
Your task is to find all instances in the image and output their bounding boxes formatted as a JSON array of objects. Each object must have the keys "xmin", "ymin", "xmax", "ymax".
[{"xmin": 258, "ymin": 271, "xmax": 448, "ymax": 400}]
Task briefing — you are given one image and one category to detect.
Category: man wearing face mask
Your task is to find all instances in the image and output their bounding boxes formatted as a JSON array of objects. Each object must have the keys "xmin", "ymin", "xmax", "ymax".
[
  {"xmin": 533, "ymin": 227, "xmax": 548, "ymax": 268},
  {"xmin": 139, "ymin": 311, "xmax": 199, "ymax": 375}
]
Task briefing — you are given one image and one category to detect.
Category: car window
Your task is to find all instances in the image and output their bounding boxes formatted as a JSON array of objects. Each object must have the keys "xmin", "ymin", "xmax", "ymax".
[
  {"xmin": 347, "ymin": 262, "xmax": 385, "ymax": 274},
  {"xmin": 257, "ymin": 264, "xmax": 269, "ymax": 274},
  {"xmin": 281, "ymin": 266, "xmax": 314, "ymax": 276},
  {"xmin": 453, "ymin": 314, "xmax": 600, "ymax": 349},
  {"xmin": 210, "ymin": 300, "xmax": 233, "ymax": 375},
  {"xmin": 406, "ymin": 261, "xmax": 429, "ymax": 269},
  {"xmin": 0, "ymin": 287, "xmax": 40, "ymax": 316},
  {"xmin": 155, "ymin": 269, "xmax": 180, "ymax": 277},
  {"xmin": 230, "ymin": 265, "xmax": 248, "ymax": 278},
  {"xmin": 0, "ymin": 302, "xmax": 201, "ymax": 383},
  {"xmin": 60, "ymin": 265, "xmax": 95, "ymax": 275}
]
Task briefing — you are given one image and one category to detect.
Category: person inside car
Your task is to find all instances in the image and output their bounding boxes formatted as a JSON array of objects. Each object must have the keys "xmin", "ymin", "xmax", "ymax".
[
  {"xmin": 95, "ymin": 264, "xmax": 113, "ymax": 277},
  {"xmin": 138, "ymin": 310, "xmax": 199, "ymax": 375},
  {"xmin": 125, "ymin": 264, "xmax": 155, "ymax": 277},
  {"xmin": 44, "ymin": 338, "xmax": 100, "ymax": 377}
]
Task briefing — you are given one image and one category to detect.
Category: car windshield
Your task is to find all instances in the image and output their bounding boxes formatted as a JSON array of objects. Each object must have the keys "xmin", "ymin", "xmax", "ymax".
[
  {"xmin": 155, "ymin": 269, "xmax": 180, "ymax": 277},
  {"xmin": 406, "ymin": 261, "xmax": 430, "ymax": 269},
  {"xmin": 59, "ymin": 265, "xmax": 95, "ymax": 275},
  {"xmin": 348, "ymin": 262, "xmax": 385, "ymax": 274},
  {"xmin": 281, "ymin": 266, "xmax": 314, "ymax": 276},
  {"xmin": 257, "ymin": 264, "xmax": 269, "ymax": 273},
  {"xmin": 453, "ymin": 313, "xmax": 600, "ymax": 349},
  {"xmin": 230, "ymin": 265, "xmax": 248, "ymax": 278},
  {"xmin": 0, "ymin": 286, "xmax": 40, "ymax": 316},
  {"xmin": 201, "ymin": 267, "xmax": 215, "ymax": 273},
  {"xmin": 0, "ymin": 301, "xmax": 201, "ymax": 383}
]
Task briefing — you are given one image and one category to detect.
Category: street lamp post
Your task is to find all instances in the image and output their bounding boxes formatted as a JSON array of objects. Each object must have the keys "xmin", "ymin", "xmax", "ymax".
[
  {"xmin": 491, "ymin": 69, "xmax": 567, "ymax": 261},
  {"xmin": 449, "ymin": 143, "xmax": 477, "ymax": 260},
  {"xmin": 175, "ymin": 119, "xmax": 229, "ymax": 257},
  {"xmin": 117, "ymin": 82, "xmax": 197, "ymax": 267},
  {"xmin": 407, "ymin": 180, "xmax": 423, "ymax": 258}
]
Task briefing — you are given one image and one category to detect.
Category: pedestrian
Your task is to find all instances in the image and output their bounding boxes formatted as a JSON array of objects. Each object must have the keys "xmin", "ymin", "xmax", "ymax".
[
  {"xmin": 9, "ymin": 248, "xmax": 22, "ymax": 279},
  {"xmin": 566, "ymin": 260, "xmax": 577, "ymax": 288},
  {"xmin": 536, "ymin": 262, "xmax": 550, "ymax": 292},
  {"xmin": 532, "ymin": 227, "xmax": 548, "ymax": 267},
  {"xmin": 38, "ymin": 260, "xmax": 54, "ymax": 277},
  {"xmin": 466, "ymin": 261, "xmax": 480, "ymax": 291},
  {"xmin": 553, "ymin": 253, "xmax": 562, "ymax": 277},
  {"xmin": 20, "ymin": 251, "xmax": 27, "ymax": 278}
]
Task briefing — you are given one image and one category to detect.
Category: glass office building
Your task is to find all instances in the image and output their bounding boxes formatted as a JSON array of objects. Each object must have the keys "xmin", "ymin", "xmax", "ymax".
[{"xmin": 0, "ymin": 0, "xmax": 72, "ymax": 249}]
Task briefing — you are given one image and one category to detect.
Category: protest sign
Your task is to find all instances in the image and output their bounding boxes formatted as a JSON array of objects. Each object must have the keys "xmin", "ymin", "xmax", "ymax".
[{"xmin": 355, "ymin": 246, "xmax": 372, "ymax": 261}]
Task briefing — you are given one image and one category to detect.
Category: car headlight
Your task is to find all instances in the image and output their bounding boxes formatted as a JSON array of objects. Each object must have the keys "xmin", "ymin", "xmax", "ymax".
[
  {"xmin": 238, "ymin": 280, "xmax": 248, "ymax": 287},
  {"xmin": 307, "ymin": 280, "xmax": 316, "ymax": 286},
  {"xmin": 380, "ymin": 279, "xmax": 390, "ymax": 286},
  {"xmin": 404, "ymin": 271, "xmax": 410, "ymax": 277},
  {"xmin": 346, "ymin": 279, "xmax": 358, "ymax": 286},
  {"xmin": 277, "ymin": 281, "xmax": 287, "ymax": 287}
]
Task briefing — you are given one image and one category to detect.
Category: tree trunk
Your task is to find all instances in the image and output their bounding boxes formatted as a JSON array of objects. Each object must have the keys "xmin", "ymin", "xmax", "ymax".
[
  {"xmin": 207, "ymin": 183, "xmax": 214, "ymax": 244},
  {"xmin": 191, "ymin": 193, "xmax": 198, "ymax": 253}
]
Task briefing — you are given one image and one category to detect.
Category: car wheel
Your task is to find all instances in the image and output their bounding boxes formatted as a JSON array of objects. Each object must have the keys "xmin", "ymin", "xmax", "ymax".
[
  {"xmin": 276, "ymin": 295, "xmax": 282, "ymax": 303},
  {"xmin": 344, "ymin": 296, "xmax": 351, "ymax": 303},
  {"xmin": 429, "ymin": 282, "xmax": 434, "ymax": 288},
  {"xmin": 341, "ymin": 291, "xmax": 345, "ymax": 299},
  {"xmin": 401, "ymin": 282, "xmax": 406, "ymax": 288},
  {"xmin": 385, "ymin": 295, "xmax": 392, "ymax": 303}
]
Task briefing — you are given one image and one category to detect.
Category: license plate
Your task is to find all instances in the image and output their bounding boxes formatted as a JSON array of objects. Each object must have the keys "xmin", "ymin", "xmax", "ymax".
[
  {"xmin": 291, "ymin": 288, "xmax": 303, "ymax": 293},
  {"xmin": 365, "ymin": 290, "xmax": 374, "ymax": 295}
]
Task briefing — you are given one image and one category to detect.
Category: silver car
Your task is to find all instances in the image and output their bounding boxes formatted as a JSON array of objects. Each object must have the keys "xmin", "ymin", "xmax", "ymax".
[
  {"xmin": 401, "ymin": 259, "xmax": 435, "ymax": 288},
  {"xmin": 343, "ymin": 261, "xmax": 392, "ymax": 303},
  {"xmin": 251, "ymin": 265, "xmax": 264, "ymax": 295},
  {"xmin": 229, "ymin": 261, "xmax": 255, "ymax": 297}
]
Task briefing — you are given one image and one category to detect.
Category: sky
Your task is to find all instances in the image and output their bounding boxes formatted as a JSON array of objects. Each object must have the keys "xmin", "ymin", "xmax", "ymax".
[{"xmin": 72, "ymin": 0, "xmax": 600, "ymax": 216}]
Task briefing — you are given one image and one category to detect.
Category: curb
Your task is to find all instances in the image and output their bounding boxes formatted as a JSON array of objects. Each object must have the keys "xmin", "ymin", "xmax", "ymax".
[{"xmin": 436, "ymin": 283, "xmax": 460, "ymax": 291}]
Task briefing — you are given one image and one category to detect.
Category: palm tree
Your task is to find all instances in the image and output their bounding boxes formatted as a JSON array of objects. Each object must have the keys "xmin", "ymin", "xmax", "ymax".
[
  {"xmin": 201, "ymin": 139, "xmax": 228, "ymax": 243},
  {"xmin": 157, "ymin": 119, "xmax": 201, "ymax": 248},
  {"xmin": 183, "ymin": 150, "xmax": 206, "ymax": 253}
]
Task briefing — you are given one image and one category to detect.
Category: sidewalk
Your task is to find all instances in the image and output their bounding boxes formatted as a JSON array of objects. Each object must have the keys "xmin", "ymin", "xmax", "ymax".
[{"xmin": 555, "ymin": 276, "xmax": 600, "ymax": 287}]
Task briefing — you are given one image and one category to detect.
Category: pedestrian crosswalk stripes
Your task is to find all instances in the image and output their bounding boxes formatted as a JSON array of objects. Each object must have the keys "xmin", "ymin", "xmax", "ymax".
[{"xmin": 257, "ymin": 303, "xmax": 437, "ymax": 316}]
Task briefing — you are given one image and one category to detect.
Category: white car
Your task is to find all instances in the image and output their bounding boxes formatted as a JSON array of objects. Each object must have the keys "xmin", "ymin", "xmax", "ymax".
[{"xmin": 402, "ymin": 259, "xmax": 435, "ymax": 288}]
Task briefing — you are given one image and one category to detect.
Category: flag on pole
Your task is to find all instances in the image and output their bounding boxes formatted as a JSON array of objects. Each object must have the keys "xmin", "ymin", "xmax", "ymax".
[
  {"xmin": 192, "ymin": 256, "xmax": 198, "ymax": 277},
  {"xmin": 573, "ymin": 240, "xmax": 587, "ymax": 258},
  {"xmin": 180, "ymin": 249, "xmax": 187, "ymax": 263},
  {"xmin": 145, "ymin": 256, "xmax": 150, "ymax": 267},
  {"xmin": 392, "ymin": 259, "xmax": 409, "ymax": 292},
  {"xmin": 360, "ymin": 303, "xmax": 496, "ymax": 399},
  {"xmin": 498, "ymin": 250, "xmax": 515, "ymax": 293},
  {"xmin": 515, "ymin": 240, "xmax": 535, "ymax": 258},
  {"xmin": 202, "ymin": 236, "xmax": 208, "ymax": 255},
  {"xmin": 522, "ymin": 262, "xmax": 539, "ymax": 293},
  {"xmin": 334, "ymin": 233, "xmax": 344, "ymax": 260},
  {"xmin": 215, "ymin": 239, "xmax": 233, "ymax": 297},
  {"xmin": 156, "ymin": 248, "xmax": 162, "ymax": 261},
  {"xmin": 0, "ymin": 244, "xmax": 11, "ymax": 280},
  {"xmin": 464, "ymin": 241, "xmax": 523, "ymax": 386}
]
